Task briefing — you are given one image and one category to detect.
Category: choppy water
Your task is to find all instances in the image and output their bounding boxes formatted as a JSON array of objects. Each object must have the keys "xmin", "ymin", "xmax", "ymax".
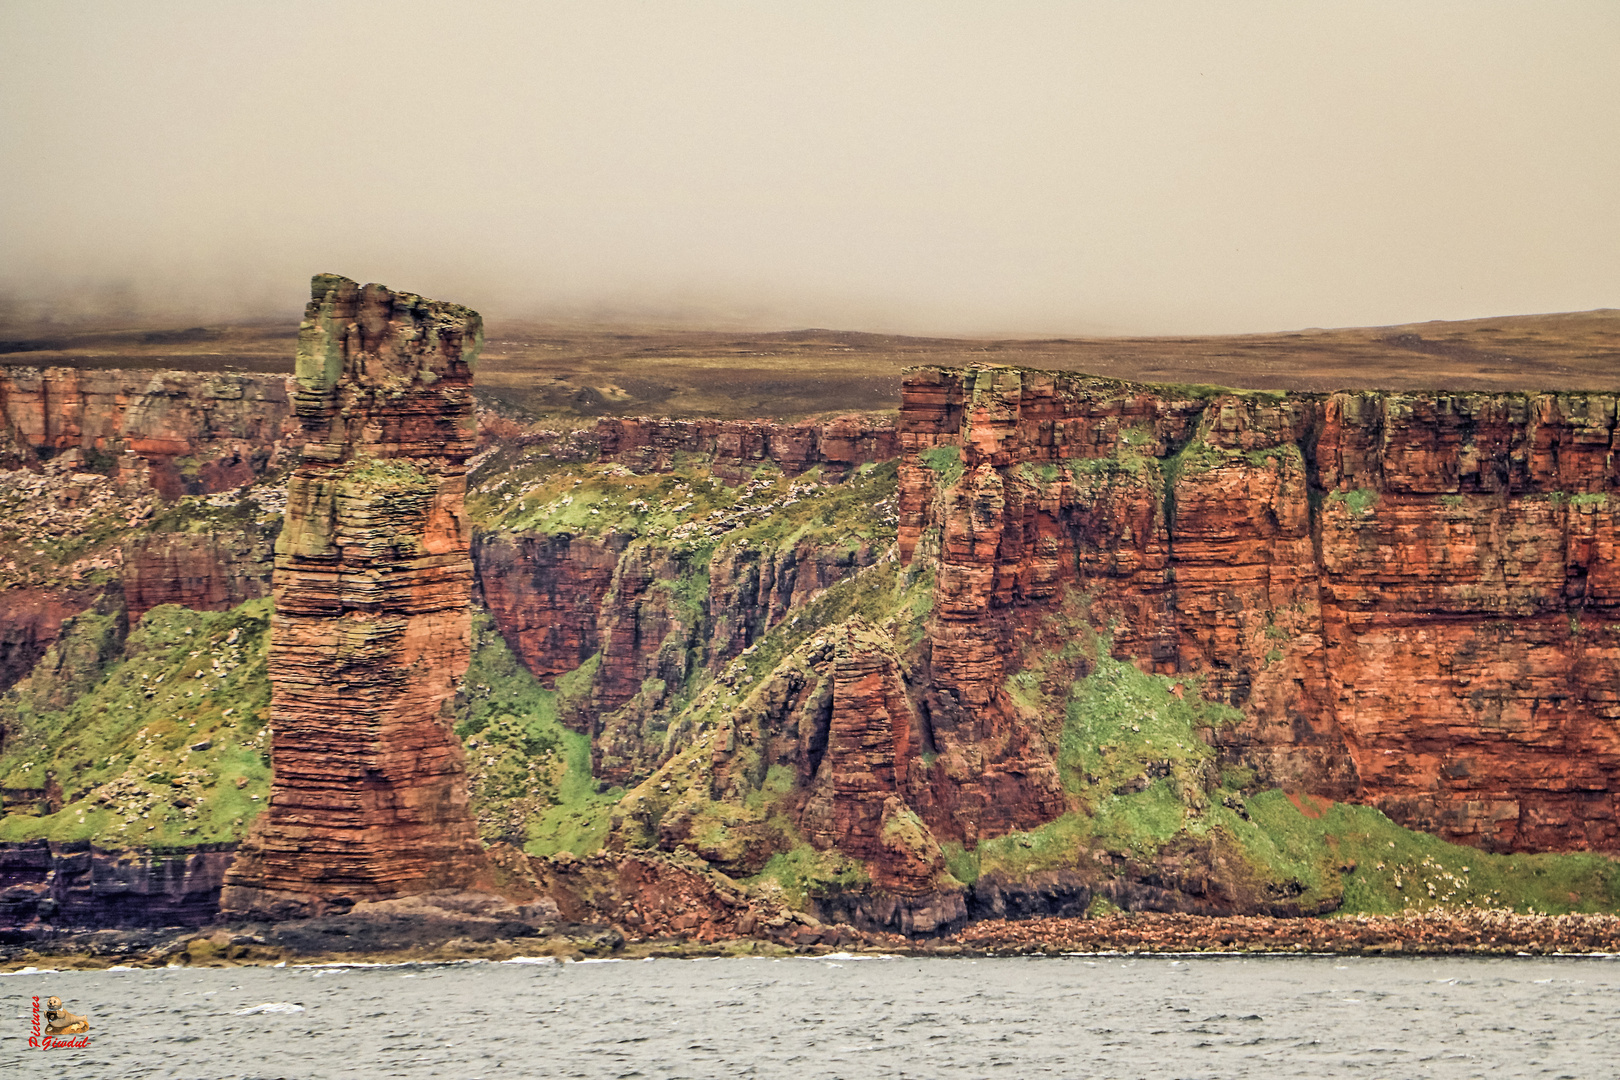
[{"xmin": 3, "ymin": 953, "xmax": 1618, "ymax": 1079}]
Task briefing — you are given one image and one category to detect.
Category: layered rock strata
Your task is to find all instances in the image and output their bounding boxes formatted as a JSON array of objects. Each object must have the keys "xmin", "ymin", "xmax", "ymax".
[
  {"xmin": 0, "ymin": 840, "xmax": 235, "ymax": 932},
  {"xmin": 0, "ymin": 366, "xmax": 894, "ymax": 491},
  {"xmin": 898, "ymin": 367, "xmax": 1620, "ymax": 854},
  {"xmin": 0, "ymin": 367, "xmax": 295, "ymax": 498},
  {"xmin": 221, "ymin": 275, "xmax": 489, "ymax": 917},
  {"xmin": 591, "ymin": 414, "xmax": 898, "ymax": 480},
  {"xmin": 122, "ymin": 527, "xmax": 276, "ymax": 622}
]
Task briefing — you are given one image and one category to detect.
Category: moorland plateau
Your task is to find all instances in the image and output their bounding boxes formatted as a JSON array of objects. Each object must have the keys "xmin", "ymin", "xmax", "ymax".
[{"xmin": 2, "ymin": 295, "xmax": 1619, "ymax": 960}]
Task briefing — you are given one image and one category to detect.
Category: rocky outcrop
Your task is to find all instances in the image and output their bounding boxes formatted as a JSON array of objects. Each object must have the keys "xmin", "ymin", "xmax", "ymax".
[
  {"xmin": 0, "ymin": 368, "xmax": 893, "ymax": 494},
  {"xmin": 484, "ymin": 413, "xmax": 897, "ymax": 478},
  {"xmin": 590, "ymin": 414, "xmax": 897, "ymax": 480},
  {"xmin": 243, "ymin": 889, "xmax": 558, "ymax": 954},
  {"xmin": 799, "ymin": 624, "xmax": 938, "ymax": 889},
  {"xmin": 532, "ymin": 849, "xmax": 852, "ymax": 945},
  {"xmin": 0, "ymin": 367, "xmax": 295, "ymax": 498},
  {"xmin": 0, "ymin": 588, "xmax": 98, "ymax": 697},
  {"xmin": 122, "ymin": 526, "xmax": 276, "ymax": 622},
  {"xmin": 0, "ymin": 840, "xmax": 236, "ymax": 933},
  {"xmin": 899, "ymin": 367, "xmax": 1620, "ymax": 854},
  {"xmin": 0, "ymin": 453, "xmax": 161, "ymax": 692},
  {"xmin": 221, "ymin": 275, "xmax": 490, "ymax": 918},
  {"xmin": 475, "ymin": 523, "xmax": 887, "ymax": 785},
  {"xmin": 473, "ymin": 532, "xmax": 624, "ymax": 682}
]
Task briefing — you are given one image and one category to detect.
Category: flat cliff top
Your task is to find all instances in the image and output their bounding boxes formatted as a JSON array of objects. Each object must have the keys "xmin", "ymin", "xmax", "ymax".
[
  {"xmin": 0, "ymin": 323, "xmax": 298, "ymax": 374},
  {"xmin": 4, "ymin": 309, "xmax": 1617, "ymax": 421}
]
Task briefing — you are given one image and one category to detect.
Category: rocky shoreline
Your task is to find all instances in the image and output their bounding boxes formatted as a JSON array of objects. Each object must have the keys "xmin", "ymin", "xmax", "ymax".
[
  {"xmin": 7, "ymin": 908, "xmax": 1620, "ymax": 971},
  {"xmin": 949, "ymin": 909, "xmax": 1620, "ymax": 956}
]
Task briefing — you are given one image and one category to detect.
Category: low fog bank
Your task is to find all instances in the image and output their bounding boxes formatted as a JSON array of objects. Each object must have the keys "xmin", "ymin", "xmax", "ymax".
[
  {"xmin": 0, "ymin": 268, "xmax": 1137, "ymax": 341},
  {"xmin": 4, "ymin": 3, "xmax": 1617, "ymax": 338}
]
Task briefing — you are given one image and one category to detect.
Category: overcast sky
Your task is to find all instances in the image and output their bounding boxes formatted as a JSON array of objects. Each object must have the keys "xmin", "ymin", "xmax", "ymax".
[{"xmin": 2, "ymin": 1, "xmax": 1616, "ymax": 334}]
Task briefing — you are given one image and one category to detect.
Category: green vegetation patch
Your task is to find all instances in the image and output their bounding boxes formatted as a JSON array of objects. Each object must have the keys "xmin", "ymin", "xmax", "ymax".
[
  {"xmin": 1066, "ymin": 448, "xmax": 1154, "ymax": 484},
  {"xmin": 468, "ymin": 448, "xmax": 900, "ymax": 561},
  {"xmin": 1058, "ymin": 652, "xmax": 1242, "ymax": 809},
  {"xmin": 1162, "ymin": 437, "xmax": 1228, "ymax": 483},
  {"xmin": 456, "ymin": 615, "xmax": 619, "ymax": 857},
  {"xmin": 919, "ymin": 445, "xmax": 965, "ymax": 491},
  {"xmin": 989, "ymin": 620, "xmax": 1620, "ymax": 915},
  {"xmin": 0, "ymin": 600, "xmax": 273, "ymax": 847},
  {"xmin": 973, "ymin": 813, "xmax": 1093, "ymax": 882},
  {"xmin": 1326, "ymin": 488, "xmax": 1380, "ymax": 515},
  {"xmin": 1224, "ymin": 790, "xmax": 1620, "ymax": 916},
  {"xmin": 747, "ymin": 843, "xmax": 872, "ymax": 909},
  {"xmin": 344, "ymin": 455, "xmax": 436, "ymax": 492},
  {"xmin": 145, "ymin": 487, "xmax": 283, "ymax": 535},
  {"xmin": 732, "ymin": 558, "xmax": 931, "ymax": 692}
]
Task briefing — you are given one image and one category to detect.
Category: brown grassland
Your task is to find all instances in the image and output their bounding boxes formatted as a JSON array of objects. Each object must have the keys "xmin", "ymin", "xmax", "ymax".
[{"xmin": 3, "ymin": 309, "xmax": 1617, "ymax": 421}]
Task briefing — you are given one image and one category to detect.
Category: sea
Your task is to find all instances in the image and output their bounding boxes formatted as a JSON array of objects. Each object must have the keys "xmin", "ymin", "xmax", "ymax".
[{"xmin": 3, "ymin": 953, "xmax": 1617, "ymax": 1079}]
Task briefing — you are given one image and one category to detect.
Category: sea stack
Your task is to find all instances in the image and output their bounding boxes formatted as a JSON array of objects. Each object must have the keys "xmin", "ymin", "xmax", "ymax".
[{"xmin": 221, "ymin": 274, "xmax": 489, "ymax": 917}]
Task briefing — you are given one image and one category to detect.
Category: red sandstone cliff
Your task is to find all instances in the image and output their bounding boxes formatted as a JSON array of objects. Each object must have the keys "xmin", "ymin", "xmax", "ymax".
[
  {"xmin": 0, "ymin": 367, "xmax": 295, "ymax": 498},
  {"xmin": 12, "ymin": 347, "xmax": 1620, "ymax": 929},
  {"xmin": 898, "ymin": 367, "xmax": 1620, "ymax": 855},
  {"xmin": 0, "ymin": 367, "xmax": 295, "ymax": 694},
  {"xmin": 122, "ymin": 527, "xmax": 276, "ymax": 622},
  {"xmin": 220, "ymin": 275, "xmax": 489, "ymax": 917}
]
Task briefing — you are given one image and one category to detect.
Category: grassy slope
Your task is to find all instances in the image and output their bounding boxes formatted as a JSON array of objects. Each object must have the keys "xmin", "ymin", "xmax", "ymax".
[
  {"xmin": 0, "ymin": 601, "xmax": 272, "ymax": 847},
  {"xmin": 946, "ymin": 603, "xmax": 1620, "ymax": 916},
  {"xmin": 467, "ymin": 440, "xmax": 899, "ymax": 550},
  {"xmin": 456, "ymin": 614, "xmax": 619, "ymax": 857},
  {"xmin": 604, "ymin": 557, "xmax": 931, "ymax": 900}
]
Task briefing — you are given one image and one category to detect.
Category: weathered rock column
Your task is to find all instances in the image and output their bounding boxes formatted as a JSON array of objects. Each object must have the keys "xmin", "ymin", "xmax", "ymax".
[{"xmin": 222, "ymin": 274, "xmax": 489, "ymax": 917}]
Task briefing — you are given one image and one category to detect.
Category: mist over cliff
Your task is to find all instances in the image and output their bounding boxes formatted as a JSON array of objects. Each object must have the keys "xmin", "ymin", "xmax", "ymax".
[{"xmin": 3, "ymin": 2, "xmax": 1618, "ymax": 335}]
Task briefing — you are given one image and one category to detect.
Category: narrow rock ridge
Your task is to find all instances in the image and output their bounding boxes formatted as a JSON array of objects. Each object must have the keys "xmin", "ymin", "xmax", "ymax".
[
  {"xmin": 221, "ymin": 275, "xmax": 489, "ymax": 918},
  {"xmin": 899, "ymin": 366, "xmax": 1620, "ymax": 853}
]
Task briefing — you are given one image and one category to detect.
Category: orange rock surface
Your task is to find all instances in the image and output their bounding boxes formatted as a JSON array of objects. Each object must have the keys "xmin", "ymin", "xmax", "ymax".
[
  {"xmin": 0, "ymin": 367, "xmax": 295, "ymax": 498},
  {"xmin": 899, "ymin": 367, "xmax": 1620, "ymax": 854},
  {"xmin": 122, "ymin": 528, "xmax": 275, "ymax": 622},
  {"xmin": 221, "ymin": 275, "xmax": 489, "ymax": 917}
]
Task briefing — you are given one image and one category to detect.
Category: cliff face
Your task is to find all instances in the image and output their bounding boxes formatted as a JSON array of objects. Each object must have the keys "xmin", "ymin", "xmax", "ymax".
[
  {"xmin": 10, "ymin": 350, "xmax": 1620, "ymax": 932},
  {"xmin": 0, "ymin": 367, "xmax": 293, "ymax": 698},
  {"xmin": 0, "ymin": 840, "xmax": 235, "ymax": 932},
  {"xmin": 898, "ymin": 367, "xmax": 1620, "ymax": 855},
  {"xmin": 220, "ymin": 275, "xmax": 489, "ymax": 917},
  {"xmin": 122, "ymin": 527, "xmax": 276, "ymax": 622},
  {"xmin": 0, "ymin": 367, "xmax": 295, "ymax": 498},
  {"xmin": 472, "ymin": 533, "xmax": 624, "ymax": 684},
  {"xmin": 463, "ymin": 436, "xmax": 902, "ymax": 784}
]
